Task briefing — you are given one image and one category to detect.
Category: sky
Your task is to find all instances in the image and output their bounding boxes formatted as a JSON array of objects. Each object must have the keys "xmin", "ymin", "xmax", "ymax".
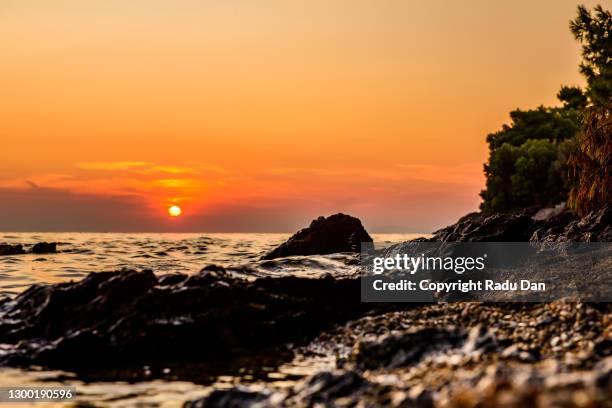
[{"xmin": 0, "ymin": 0, "xmax": 606, "ymax": 232}]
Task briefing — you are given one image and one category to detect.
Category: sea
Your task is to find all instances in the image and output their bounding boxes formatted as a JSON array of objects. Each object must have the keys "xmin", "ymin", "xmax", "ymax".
[{"xmin": 0, "ymin": 232, "xmax": 425, "ymax": 407}]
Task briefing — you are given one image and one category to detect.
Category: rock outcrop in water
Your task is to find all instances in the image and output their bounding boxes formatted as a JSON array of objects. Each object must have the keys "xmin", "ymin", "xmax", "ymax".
[
  {"xmin": 262, "ymin": 213, "xmax": 372, "ymax": 260},
  {"xmin": 31, "ymin": 242, "xmax": 57, "ymax": 254},
  {"xmin": 0, "ymin": 244, "xmax": 25, "ymax": 256},
  {"xmin": 0, "ymin": 242, "xmax": 58, "ymax": 255}
]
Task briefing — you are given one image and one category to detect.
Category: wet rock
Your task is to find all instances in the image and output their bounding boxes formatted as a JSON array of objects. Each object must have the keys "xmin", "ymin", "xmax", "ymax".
[
  {"xmin": 0, "ymin": 244, "xmax": 25, "ymax": 256},
  {"xmin": 31, "ymin": 242, "xmax": 57, "ymax": 254},
  {"xmin": 184, "ymin": 388, "xmax": 272, "ymax": 408},
  {"xmin": 0, "ymin": 268, "xmax": 375, "ymax": 370},
  {"xmin": 262, "ymin": 213, "xmax": 372, "ymax": 260},
  {"xmin": 157, "ymin": 273, "xmax": 187, "ymax": 286}
]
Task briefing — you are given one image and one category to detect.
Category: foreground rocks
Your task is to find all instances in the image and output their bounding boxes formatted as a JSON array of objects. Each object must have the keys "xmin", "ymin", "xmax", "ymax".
[
  {"xmin": 0, "ymin": 207, "xmax": 609, "ymax": 407},
  {"xmin": 185, "ymin": 302, "xmax": 612, "ymax": 407},
  {"xmin": 0, "ymin": 267, "xmax": 384, "ymax": 370},
  {"xmin": 262, "ymin": 213, "xmax": 373, "ymax": 260}
]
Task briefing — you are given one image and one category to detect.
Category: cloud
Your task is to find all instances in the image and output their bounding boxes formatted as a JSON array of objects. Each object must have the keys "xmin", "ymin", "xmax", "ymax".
[
  {"xmin": 0, "ymin": 186, "xmax": 156, "ymax": 232},
  {"xmin": 143, "ymin": 165, "xmax": 199, "ymax": 175},
  {"xmin": 73, "ymin": 161, "xmax": 225, "ymax": 176},
  {"xmin": 74, "ymin": 161, "xmax": 154, "ymax": 171},
  {"xmin": 0, "ymin": 162, "xmax": 485, "ymax": 232}
]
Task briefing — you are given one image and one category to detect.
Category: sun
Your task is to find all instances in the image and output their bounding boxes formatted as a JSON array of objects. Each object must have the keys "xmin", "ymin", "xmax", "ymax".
[{"xmin": 168, "ymin": 205, "xmax": 182, "ymax": 217}]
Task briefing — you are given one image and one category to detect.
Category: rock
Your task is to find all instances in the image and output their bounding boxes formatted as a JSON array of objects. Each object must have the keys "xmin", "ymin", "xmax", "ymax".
[
  {"xmin": 0, "ymin": 244, "xmax": 25, "ymax": 256},
  {"xmin": 351, "ymin": 327, "xmax": 467, "ymax": 370},
  {"xmin": 432, "ymin": 212, "xmax": 535, "ymax": 242},
  {"xmin": 0, "ymin": 268, "xmax": 378, "ymax": 370},
  {"xmin": 184, "ymin": 388, "xmax": 272, "ymax": 408},
  {"xmin": 31, "ymin": 242, "xmax": 57, "ymax": 254},
  {"xmin": 432, "ymin": 203, "xmax": 610, "ymax": 242},
  {"xmin": 262, "ymin": 213, "xmax": 373, "ymax": 260},
  {"xmin": 530, "ymin": 203, "xmax": 611, "ymax": 242},
  {"xmin": 290, "ymin": 370, "xmax": 366, "ymax": 406},
  {"xmin": 532, "ymin": 203, "xmax": 567, "ymax": 221}
]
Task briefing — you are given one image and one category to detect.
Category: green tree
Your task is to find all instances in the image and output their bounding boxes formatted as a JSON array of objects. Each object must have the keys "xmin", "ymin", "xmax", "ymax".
[
  {"xmin": 480, "ymin": 94, "xmax": 581, "ymax": 213},
  {"xmin": 481, "ymin": 139, "xmax": 573, "ymax": 213},
  {"xmin": 570, "ymin": 5, "xmax": 612, "ymax": 104},
  {"xmin": 481, "ymin": 4, "xmax": 610, "ymax": 215},
  {"xmin": 485, "ymin": 104, "xmax": 580, "ymax": 151}
]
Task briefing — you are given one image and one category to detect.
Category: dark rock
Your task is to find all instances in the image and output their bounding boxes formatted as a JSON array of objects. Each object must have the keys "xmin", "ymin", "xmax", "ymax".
[
  {"xmin": 529, "ymin": 210, "xmax": 579, "ymax": 241},
  {"xmin": 532, "ymin": 203, "xmax": 567, "ymax": 221},
  {"xmin": 290, "ymin": 370, "xmax": 367, "ymax": 405},
  {"xmin": 351, "ymin": 327, "xmax": 467, "ymax": 370},
  {"xmin": 530, "ymin": 203, "xmax": 611, "ymax": 242},
  {"xmin": 157, "ymin": 273, "xmax": 188, "ymax": 286},
  {"xmin": 432, "ymin": 212, "xmax": 535, "ymax": 242},
  {"xmin": 0, "ymin": 268, "xmax": 377, "ymax": 370},
  {"xmin": 431, "ymin": 204, "xmax": 610, "ymax": 242},
  {"xmin": 0, "ymin": 244, "xmax": 25, "ymax": 256},
  {"xmin": 185, "ymin": 371, "xmax": 370, "ymax": 408},
  {"xmin": 184, "ymin": 388, "xmax": 271, "ymax": 408},
  {"xmin": 262, "ymin": 213, "xmax": 372, "ymax": 260},
  {"xmin": 31, "ymin": 242, "xmax": 57, "ymax": 254}
]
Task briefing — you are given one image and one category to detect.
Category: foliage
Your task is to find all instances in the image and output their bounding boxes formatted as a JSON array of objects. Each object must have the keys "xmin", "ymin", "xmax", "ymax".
[
  {"xmin": 485, "ymin": 103, "xmax": 581, "ymax": 151},
  {"xmin": 568, "ymin": 104, "xmax": 611, "ymax": 215},
  {"xmin": 570, "ymin": 5, "xmax": 612, "ymax": 104},
  {"xmin": 481, "ymin": 139, "xmax": 575, "ymax": 213},
  {"xmin": 481, "ymin": 4, "xmax": 611, "ymax": 215},
  {"xmin": 480, "ymin": 90, "xmax": 582, "ymax": 213},
  {"xmin": 568, "ymin": 5, "xmax": 612, "ymax": 215}
]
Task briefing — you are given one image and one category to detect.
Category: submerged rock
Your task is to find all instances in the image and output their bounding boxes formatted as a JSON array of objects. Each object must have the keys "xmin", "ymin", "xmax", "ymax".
[
  {"xmin": 262, "ymin": 213, "xmax": 372, "ymax": 260},
  {"xmin": 31, "ymin": 242, "xmax": 57, "ymax": 254},
  {"xmin": 0, "ymin": 244, "xmax": 25, "ymax": 256}
]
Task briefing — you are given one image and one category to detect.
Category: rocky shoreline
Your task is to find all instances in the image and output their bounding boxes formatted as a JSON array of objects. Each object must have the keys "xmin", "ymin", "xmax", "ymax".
[{"xmin": 0, "ymin": 208, "xmax": 609, "ymax": 407}]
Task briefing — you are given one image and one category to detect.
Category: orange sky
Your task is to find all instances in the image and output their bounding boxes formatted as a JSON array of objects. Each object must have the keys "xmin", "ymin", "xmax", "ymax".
[{"xmin": 0, "ymin": 1, "xmax": 603, "ymax": 232}]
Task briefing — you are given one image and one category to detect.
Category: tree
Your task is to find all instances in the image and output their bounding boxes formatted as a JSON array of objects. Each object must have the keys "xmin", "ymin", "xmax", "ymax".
[
  {"xmin": 570, "ymin": 5, "xmax": 612, "ymax": 104},
  {"xmin": 568, "ymin": 5, "xmax": 611, "ymax": 215},
  {"xmin": 480, "ymin": 4, "xmax": 611, "ymax": 215},
  {"xmin": 486, "ymin": 104, "xmax": 581, "ymax": 151},
  {"xmin": 481, "ymin": 139, "xmax": 573, "ymax": 213},
  {"xmin": 480, "ymin": 93, "xmax": 581, "ymax": 213}
]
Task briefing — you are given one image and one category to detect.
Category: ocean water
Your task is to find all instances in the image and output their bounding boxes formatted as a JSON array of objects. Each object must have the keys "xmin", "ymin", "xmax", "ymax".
[{"xmin": 0, "ymin": 232, "xmax": 425, "ymax": 407}]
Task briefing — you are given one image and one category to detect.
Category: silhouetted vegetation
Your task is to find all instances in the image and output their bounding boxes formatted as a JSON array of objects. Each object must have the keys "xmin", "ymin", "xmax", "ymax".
[
  {"xmin": 480, "ymin": 4, "xmax": 611, "ymax": 214},
  {"xmin": 568, "ymin": 5, "xmax": 612, "ymax": 215},
  {"xmin": 480, "ymin": 92, "xmax": 582, "ymax": 213}
]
